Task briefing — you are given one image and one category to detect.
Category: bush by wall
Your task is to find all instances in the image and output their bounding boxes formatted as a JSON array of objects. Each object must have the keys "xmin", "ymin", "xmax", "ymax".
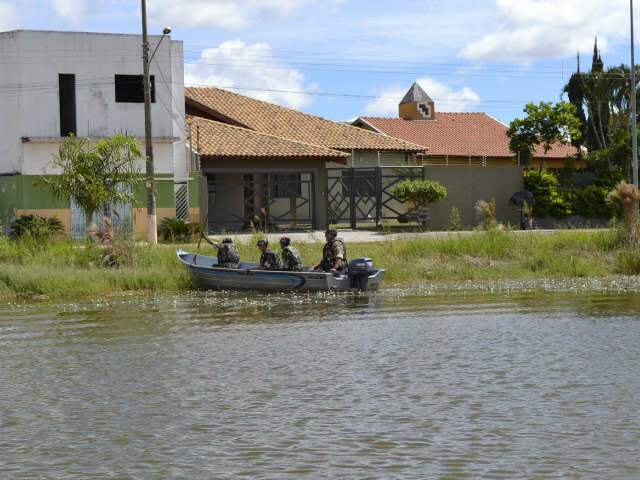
[
  {"xmin": 523, "ymin": 170, "xmax": 572, "ymax": 218},
  {"xmin": 524, "ymin": 170, "xmax": 618, "ymax": 220}
]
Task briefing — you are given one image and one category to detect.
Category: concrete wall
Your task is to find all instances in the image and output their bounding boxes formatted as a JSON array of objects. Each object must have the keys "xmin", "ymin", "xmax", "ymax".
[
  {"xmin": 426, "ymin": 166, "xmax": 523, "ymax": 229},
  {"xmin": 20, "ymin": 139, "xmax": 177, "ymax": 175},
  {"xmin": 0, "ymin": 30, "xmax": 186, "ymax": 176}
]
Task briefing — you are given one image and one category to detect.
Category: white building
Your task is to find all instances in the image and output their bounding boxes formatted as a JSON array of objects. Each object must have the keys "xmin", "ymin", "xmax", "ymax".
[{"xmin": 0, "ymin": 30, "xmax": 191, "ymax": 236}]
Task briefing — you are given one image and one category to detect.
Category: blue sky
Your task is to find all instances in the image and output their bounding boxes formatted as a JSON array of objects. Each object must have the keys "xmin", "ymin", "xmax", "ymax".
[{"xmin": 0, "ymin": 0, "xmax": 635, "ymax": 123}]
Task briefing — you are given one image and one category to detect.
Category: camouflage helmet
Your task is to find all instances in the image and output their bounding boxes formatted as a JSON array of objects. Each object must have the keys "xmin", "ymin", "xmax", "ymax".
[
  {"xmin": 279, "ymin": 236, "xmax": 291, "ymax": 247},
  {"xmin": 222, "ymin": 238, "xmax": 234, "ymax": 244},
  {"xmin": 325, "ymin": 228, "xmax": 338, "ymax": 238},
  {"xmin": 256, "ymin": 239, "xmax": 268, "ymax": 247}
]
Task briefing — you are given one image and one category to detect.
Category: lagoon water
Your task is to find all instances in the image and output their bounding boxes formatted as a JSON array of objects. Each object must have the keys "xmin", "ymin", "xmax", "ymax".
[{"xmin": 1, "ymin": 283, "xmax": 640, "ymax": 479}]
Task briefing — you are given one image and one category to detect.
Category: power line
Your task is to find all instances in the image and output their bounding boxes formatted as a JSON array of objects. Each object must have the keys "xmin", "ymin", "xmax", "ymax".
[{"xmin": 0, "ymin": 77, "xmax": 625, "ymax": 109}]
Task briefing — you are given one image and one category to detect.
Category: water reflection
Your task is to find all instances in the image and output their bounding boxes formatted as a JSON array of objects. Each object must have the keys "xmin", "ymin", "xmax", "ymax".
[{"xmin": 1, "ymin": 284, "xmax": 640, "ymax": 478}]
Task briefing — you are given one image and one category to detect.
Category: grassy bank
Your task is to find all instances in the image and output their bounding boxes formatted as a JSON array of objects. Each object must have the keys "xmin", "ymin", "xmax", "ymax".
[{"xmin": 1, "ymin": 230, "xmax": 639, "ymax": 301}]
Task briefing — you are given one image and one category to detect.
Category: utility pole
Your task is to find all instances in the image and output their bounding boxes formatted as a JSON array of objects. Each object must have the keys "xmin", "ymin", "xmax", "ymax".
[
  {"xmin": 631, "ymin": 0, "xmax": 639, "ymax": 189},
  {"xmin": 141, "ymin": 0, "xmax": 157, "ymax": 245}
]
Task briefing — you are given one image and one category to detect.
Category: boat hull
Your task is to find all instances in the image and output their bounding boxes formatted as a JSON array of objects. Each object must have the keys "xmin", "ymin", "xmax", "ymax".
[{"xmin": 177, "ymin": 250, "xmax": 384, "ymax": 292}]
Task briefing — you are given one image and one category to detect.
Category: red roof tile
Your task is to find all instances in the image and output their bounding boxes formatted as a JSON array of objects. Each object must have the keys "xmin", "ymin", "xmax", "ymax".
[
  {"xmin": 186, "ymin": 115, "xmax": 349, "ymax": 162},
  {"xmin": 358, "ymin": 113, "xmax": 579, "ymax": 159},
  {"xmin": 186, "ymin": 87, "xmax": 426, "ymax": 153}
]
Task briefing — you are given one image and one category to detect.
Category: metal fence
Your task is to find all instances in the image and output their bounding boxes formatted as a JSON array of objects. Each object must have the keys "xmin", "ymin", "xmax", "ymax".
[
  {"xmin": 327, "ymin": 166, "xmax": 425, "ymax": 228},
  {"xmin": 206, "ymin": 171, "xmax": 315, "ymax": 233},
  {"xmin": 71, "ymin": 199, "xmax": 133, "ymax": 240}
]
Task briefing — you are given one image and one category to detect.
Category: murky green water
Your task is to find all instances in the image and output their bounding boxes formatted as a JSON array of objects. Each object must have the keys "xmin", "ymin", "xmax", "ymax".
[{"xmin": 1, "ymin": 283, "xmax": 640, "ymax": 479}]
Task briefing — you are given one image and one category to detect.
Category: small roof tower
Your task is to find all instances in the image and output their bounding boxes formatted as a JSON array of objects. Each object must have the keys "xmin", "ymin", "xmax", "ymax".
[{"xmin": 399, "ymin": 82, "xmax": 435, "ymax": 120}]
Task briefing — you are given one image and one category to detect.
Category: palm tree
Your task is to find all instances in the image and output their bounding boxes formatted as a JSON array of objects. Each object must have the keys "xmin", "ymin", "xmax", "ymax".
[{"xmin": 44, "ymin": 134, "xmax": 145, "ymax": 238}]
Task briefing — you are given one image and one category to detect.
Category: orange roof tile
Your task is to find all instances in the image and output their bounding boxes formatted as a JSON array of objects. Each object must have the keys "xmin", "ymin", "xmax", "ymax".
[
  {"xmin": 185, "ymin": 87, "xmax": 426, "ymax": 153},
  {"xmin": 186, "ymin": 115, "xmax": 349, "ymax": 162},
  {"xmin": 358, "ymin": 113, "xmax": 579, "ymax": 159}
]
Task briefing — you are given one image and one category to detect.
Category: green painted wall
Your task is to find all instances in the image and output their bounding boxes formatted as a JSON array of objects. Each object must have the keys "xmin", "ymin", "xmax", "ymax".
[
  {"xmin": 0, "ymin": 176, "xmax": 18, "ymax": 229},
  {"xmin": 18, "ymin": 176, "xmax": 70, "ymax": 209},
  {"xmin": 133, "ymin": 175, "xmax": 175, "ymax": 208},
  {"xmin": 1, "ymin": 174, "xmax": 203, "ymax": 228}
]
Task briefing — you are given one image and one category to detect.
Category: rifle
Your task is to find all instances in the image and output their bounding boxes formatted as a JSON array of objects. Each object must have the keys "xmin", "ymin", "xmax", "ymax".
[{"xmin": 197, "ymin": 231, "xmax": 222, "ymax": 250}]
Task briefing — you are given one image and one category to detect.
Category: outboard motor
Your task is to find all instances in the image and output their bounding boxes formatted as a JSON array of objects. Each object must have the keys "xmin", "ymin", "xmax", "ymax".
[{"xmin": 348, "ymin": 257, "xmax": 374, "ymax": 291}]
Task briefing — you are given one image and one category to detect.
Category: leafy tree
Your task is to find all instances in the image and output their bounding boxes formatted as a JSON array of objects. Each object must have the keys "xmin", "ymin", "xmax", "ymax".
[
  {"xmin": 507, "ymin": 101, "xmax": 582, "ymax": 170},
  {"xmin": 563, "ymin": 38, "xmax": 640, "ymax": 163},
  {"xmin": 43, "ymin": 134, "xmax": 144, "ymax": 237}
]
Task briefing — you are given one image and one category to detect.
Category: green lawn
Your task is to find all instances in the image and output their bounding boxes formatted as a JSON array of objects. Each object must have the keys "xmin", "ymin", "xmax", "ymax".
[{"xmin": 1, "ymin": 230, "xmax": 639, "ymax": 302}]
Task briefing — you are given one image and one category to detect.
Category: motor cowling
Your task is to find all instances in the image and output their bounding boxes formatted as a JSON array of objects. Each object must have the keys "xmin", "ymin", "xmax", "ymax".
[{"xmin": 348, "ymin": 257, "xmax": 374, "ymax": 290}]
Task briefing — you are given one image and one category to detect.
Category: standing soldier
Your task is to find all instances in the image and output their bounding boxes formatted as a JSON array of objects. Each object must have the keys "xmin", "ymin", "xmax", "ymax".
[
  {"xmin": 280, "ymin": 237, "xmax": 304, "ymax": 271},
  {"xmin": 257, "ymin": 239, "xmax": 281, "ymax": 270},
  {"xmin": 312, "ymin": 228, "xmax": 347, "ymax": 272}
]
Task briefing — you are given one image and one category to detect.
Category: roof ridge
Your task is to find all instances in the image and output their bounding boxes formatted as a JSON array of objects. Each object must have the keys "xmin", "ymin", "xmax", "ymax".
[
  {"xmin": 185, "ymin": 87, "xmax": 426, "ymax": 152},
  {"xmin": 186, "ymin": 114, "xmax": 349, "ymax": 157}
]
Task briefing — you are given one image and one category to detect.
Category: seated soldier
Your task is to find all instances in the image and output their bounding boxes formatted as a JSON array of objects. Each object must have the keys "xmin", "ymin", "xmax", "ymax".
[
  {"xmin": 257, "ymin": 239, "xmax": 281, "ymax": 270},
  {"xmin": 214, "ymin": 237, "xmax": 240, "ymax": 268},
  {"xmin": 312, "ymin": 228, "xmax": 347, "ymax": 272},
  {"xmin": 280, "ymin": 237, "xmax": 303, "ymax": 271}
]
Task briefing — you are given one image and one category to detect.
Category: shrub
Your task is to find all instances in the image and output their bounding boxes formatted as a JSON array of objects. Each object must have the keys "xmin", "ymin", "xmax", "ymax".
[
  {"xmin": 390, "ymin": 179, "xmax": 447, "ymax": 208},
  {"xmin": 90, "ymin": 216, "xmax": 134, "ymax": 268},
  {"xmin": 448, "ymin": 207, "xmax": 463, "ymax": 231},
  {"xmin": 159, "ymin": 218, "xmax": 203, "ymax": 243},
  {"xmin": 475, "ymin": 200, "xmax": 497, "ymax": 230},
  {"xmin": 573, "ymin": 185, "xmax": 617, "ymax": 219},
  {"xmin": 607, "ymin": 181, "xmax": 640, "ymax": 244},
  {"xmin": 10, "ymin": 215, "xmax": 64, "ymax": 241},
  {"xmin": 523, "ymin": 169, "xmax": 572, "ymax": 218}
]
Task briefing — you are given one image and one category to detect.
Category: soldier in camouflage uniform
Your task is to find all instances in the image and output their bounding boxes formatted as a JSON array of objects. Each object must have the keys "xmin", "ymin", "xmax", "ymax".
[
  {"xmin": 312, "ymin": 228, "xmax": 347, "ymax": 272},
  {"xmin": 257, "ymin": 239, "xmax": 281, "ymax": 270},
  {"xmin": 279, "ymin": 237, "xmax": 304, "ymax": 271},
  {"xmin": 214, "ymin": 238, "xmax": 241, "ymax": 268}
]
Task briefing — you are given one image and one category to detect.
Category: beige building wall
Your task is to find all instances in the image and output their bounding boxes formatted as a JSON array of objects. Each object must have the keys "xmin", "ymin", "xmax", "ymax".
[{"xmin": 426, "ymin": 166, "xmax": 523, "ymax": 229}]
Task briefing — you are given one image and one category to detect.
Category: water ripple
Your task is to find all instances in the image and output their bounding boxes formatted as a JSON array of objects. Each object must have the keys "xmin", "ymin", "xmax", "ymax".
[{"xmin": 0, "ymin": 287, "xmax": 639, "ymax": 478}]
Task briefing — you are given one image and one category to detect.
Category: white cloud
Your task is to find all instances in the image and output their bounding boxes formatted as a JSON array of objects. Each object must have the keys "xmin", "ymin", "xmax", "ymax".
[
  {"xmin": 147, "ymin": 0, "xmax": 320, "ymax": 30},
  {"xmin": 0, "ymin": 2, "xmax": 18, "ymax": 30},
  {"xmin": 461, "ymin": 0, "xmax": 628, "ymax": 61},
  {"xmin": 364, "ymin": 78, "xmax": 481, "ymax": 116},
  {"xmin": 185, "ymin": 40, "xmax": 316, "ymax": 109},
  {"xmin": 50, "ymin": 0, "xmax": 87, "ymax": 24}
]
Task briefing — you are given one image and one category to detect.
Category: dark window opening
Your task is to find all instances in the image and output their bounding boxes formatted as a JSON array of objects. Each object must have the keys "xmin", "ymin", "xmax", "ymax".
[
  {"xmin": 59, "ymin": 74, "xmax": 76, "ymax": 137},
  {"xmin": 115, "ymin": 74, "xmax": 155, "ymax": 103},
  {"xmin": 271, "ymin": 174, "xmax": 302, "ymax": 198}
]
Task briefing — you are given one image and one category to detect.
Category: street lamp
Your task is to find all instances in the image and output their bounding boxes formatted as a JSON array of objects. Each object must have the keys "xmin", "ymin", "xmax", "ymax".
[
  {"xmin": 141, "ymin": 0, "xmax": 172, "ymax": 245},
  {"xmin": 631, "ymin": 0, "xmax": 639, "ymax": 189}
]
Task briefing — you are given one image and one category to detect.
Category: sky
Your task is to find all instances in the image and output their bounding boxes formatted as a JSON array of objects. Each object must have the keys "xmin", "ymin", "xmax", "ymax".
[{"xmin": 0, "ymin": 0, "xmax": 636, "ymax": 124}]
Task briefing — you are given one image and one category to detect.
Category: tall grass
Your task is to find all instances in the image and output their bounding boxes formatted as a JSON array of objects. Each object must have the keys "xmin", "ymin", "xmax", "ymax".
[{"xmin": 0, "ymin": 229, "xmax": 634, "ymax": 301}]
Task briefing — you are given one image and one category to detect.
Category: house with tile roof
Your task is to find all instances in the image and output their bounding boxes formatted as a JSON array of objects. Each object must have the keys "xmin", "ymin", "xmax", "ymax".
[
  {"xmin": 185, "ymin": 86, "xmax": 427, "ymax": 231},
  {"xmin": 352, "ymin": 82, "xmax": 581, "ymax": 169}
]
